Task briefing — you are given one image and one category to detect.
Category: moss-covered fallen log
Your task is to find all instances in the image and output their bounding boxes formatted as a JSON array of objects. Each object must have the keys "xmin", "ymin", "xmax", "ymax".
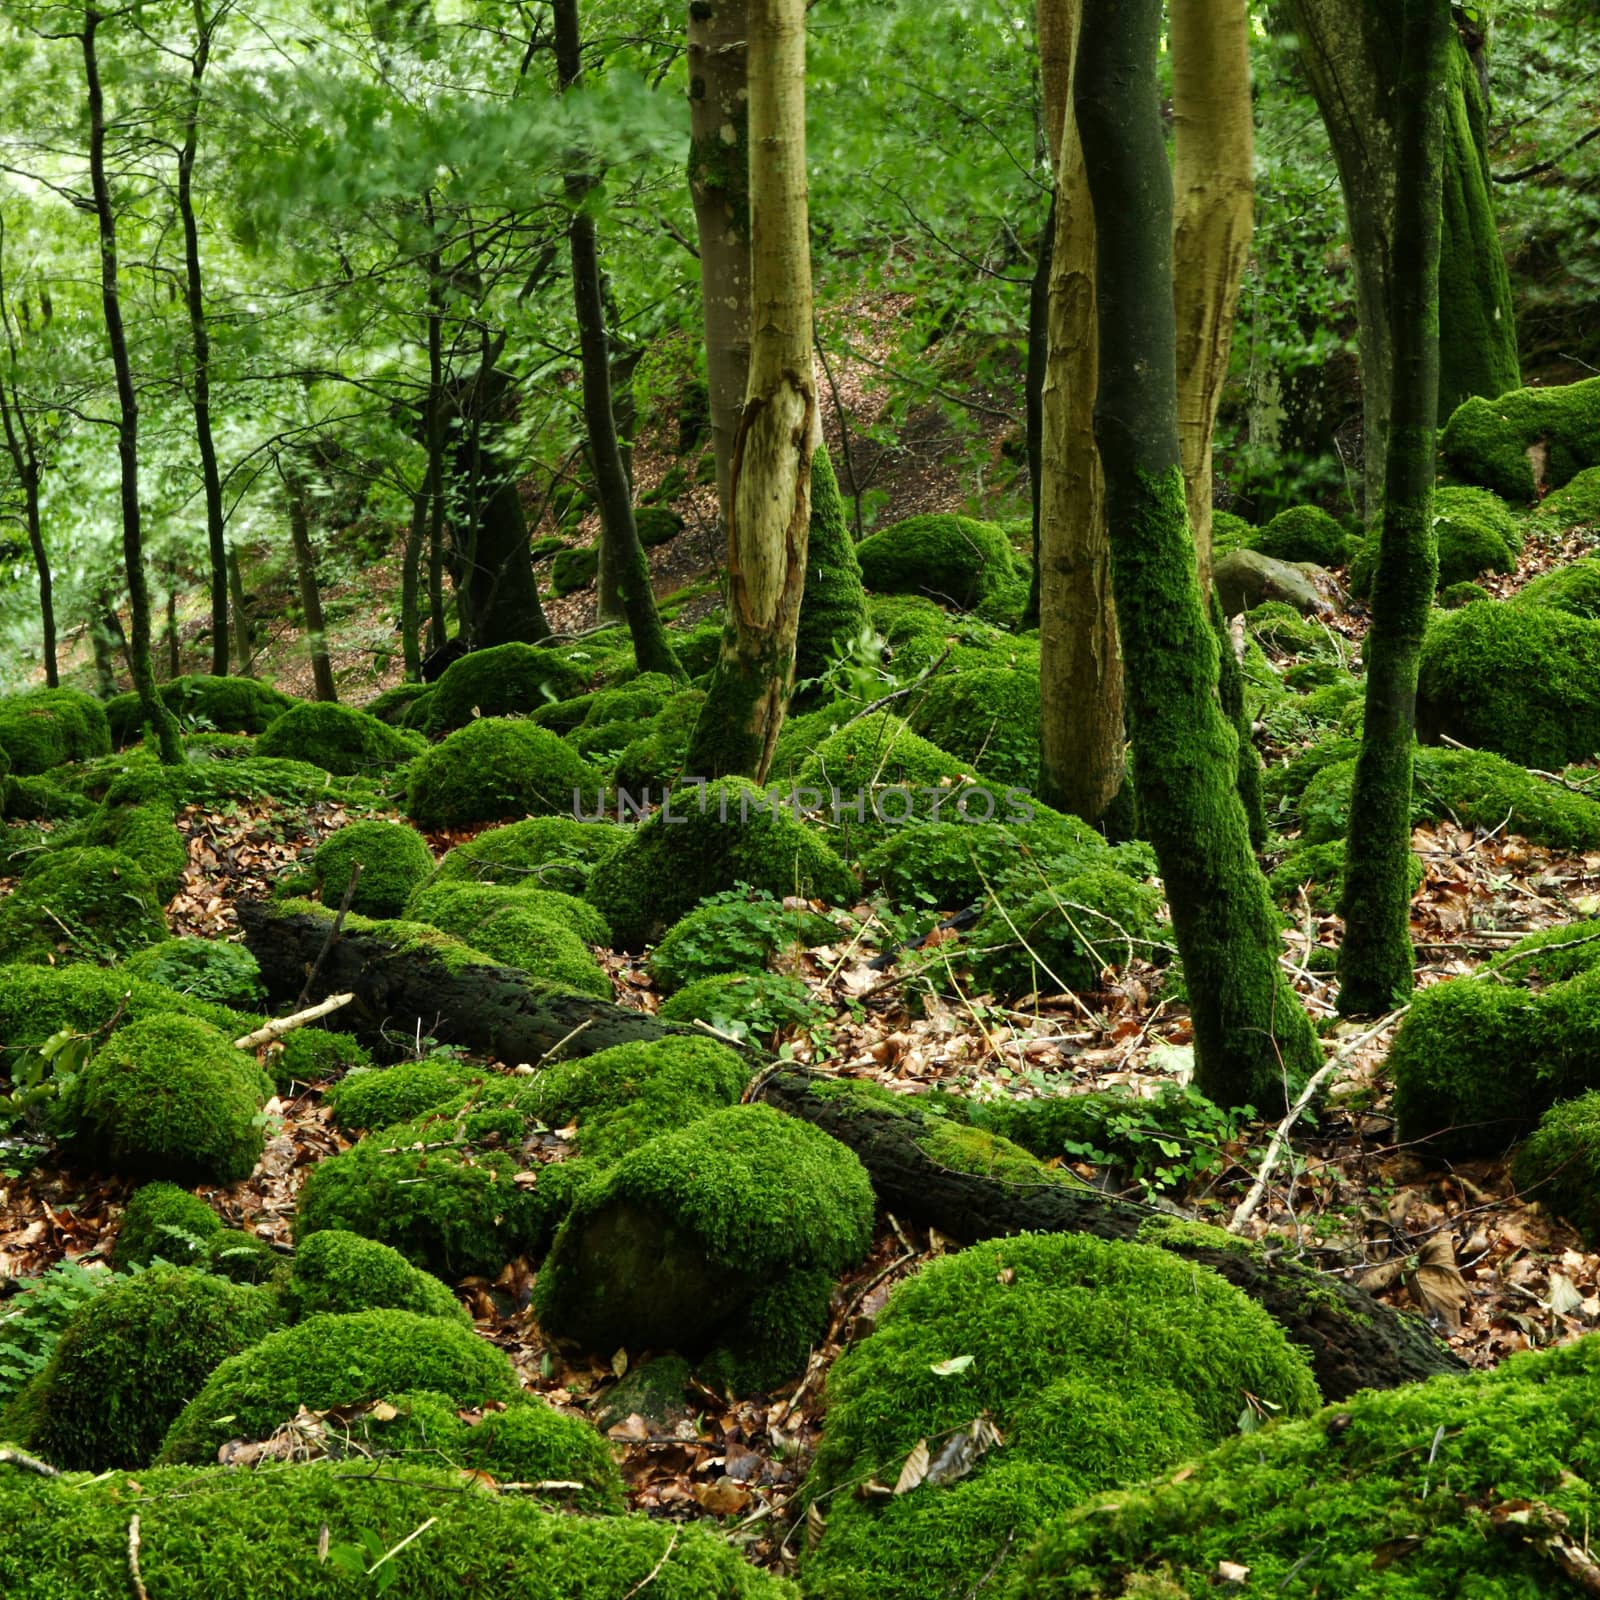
[{"xmin": 755, "ymin": 1071, "xmax": 1465, "ymax": 1401}]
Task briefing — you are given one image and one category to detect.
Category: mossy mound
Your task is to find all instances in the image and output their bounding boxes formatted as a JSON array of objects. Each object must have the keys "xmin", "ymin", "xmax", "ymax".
[
  {"xmin": 406, "ymin": 717, "xmax": 602, "ymax": 829},
  {"xmin": 1016, "ymin": 1334, "xmax": 1600, "ymax": 1599},
  {"xmin": 649, "ymin": 890, "xmax": 836, "ymax": 995},
  {"xmin": 76, "ymin": 801, "xmax": 188, "ymax": 899},
  {"xmin": 1513, "ymin": 554, "xmax": 1600, "ymax": 620},
  {"xmin": 657, "ymin": 971, "xmax": 822, "ymax": 1039},
  {"xmin": 123, "ymin": 937, "xmax": 263, "ymax": 1011},
  {"xmin": 256, "ymin": 700, "xmax": 425, "ymax": 776},
  {"xmin": 311, "ymin": 819, "xmax": 434, "ymax": 918},
  {"xmin": 905, "ymin": 667, "xmax": 1040, "ymax": 788},
  {"xmin": 535, "ymin": 1104, "xmax": 872, "ymax": 1385},
  {"xmin": 1440, "ymin": 375, "xmax": 1600, "ymax": 501},
  {"xmin": 404, "ymin": 879, "xmax": 610, "ymax": 947},
  {"xmin": 573, "ymin": 715, "xmax": 655, "ymax": 764},
  {"xmin": 402, "ymin": 880, "xmax": 610, "ymax": 993},
  {"xmin": 1246, "ymin": 600, "xmax": 1324, "ymax": 655},
  {"xmin": 1490, "ymin": 917, "xmax": 1600, "ymax": 985},
  {"xmin": 4, "ymin": 1265, "xmax": 284, "ymax": 1470},
  {"xmin": 1513, "ymin": 1093, "xmax": 1600, "ymax": 1247},
  {"xmin": 1349, "ymin": 486, "xmax": 1520, "ymax": 598},
  {"xmin": 968, "ymin": 865, "xmax": 1164, "ymax": 999},
  {"xmin": 67, "ymin": 1013, "xmax": 272, "ymax": 1184},
  {"xmin": 578, "ymin": 674, "xmax": 678, "ymax": 729},
  {"xmin": 635, "ymin": 505, "xmax": 684, "ymax": 546},
  {"xmin": 551, "ymin": 545, "xmax": 599, "ymax": 596},
  {"xmin": 856, "ymin": 514, "xmax": 1017, "ymax": 611},
  {"xmin": 111, "ymin": 1181, "xmax": 224, "ymax": 1270},
  {"xmin": 423, "ymin": 643, "xmax": 589, "ymax": 736},
  {"xmin": 156, "ymin": 1308, "xmax": 521, "ymax": 1465},
  {"xmin": 0, "ymin": 845, "xmax": 167, "ymax": 964},
  {"xmin": 267, "ymin": 1025, "xmax": 369, "ymax": 1092},
  {"xmin": 322, "ymin": 1054, "xmax": 490, "ymax": 1133},
  {"xmin": 586, "ymin": 776, "xmax": 856, "ymax": 948},
  {"xmin": 0, "ymin": 688, "xmax": 111, "ymax": 774},
  {"xmin": 363, "ymin": 680, "xmax": 433, "ymax": 725},
  {"xmin": 0, "ymin": 1458, "xmax": 795, "ymax": 1598},
  {"xmin": 801, "ymin": 1232, "xmax": 1319, "ymax": 1600},
  {"xmin": 284, "ymin": 1229, "xmax": 469, "ymax": 1323},
  {"xmin": 1210, "ymin": 510, "xmax": 1254, "ymax": 555},
  {"xmin": 429, "ymin": 814, "xmax": 627, "ymax": 896},
  {"xmin": 612, "ymin": 687, "xmax": 706, "ymax": 792},
  {"xmin": 204, "ymin": 1231, "xmax": 281, "ymax": 1284},
  {"xmin": 159, "ymin": 675, "xmax": 295, "ymax": 738},
  {"xmin": 1249, "ymin": 504, "xmax": 1354, "ymax": 568},
  {"xmin": 1532, "ymin": 462, "xmax": 1600, "ymax": 528},
  {"xmin": 1439, "ymin": 579, "xmax": 1491, "ymax": 608}
]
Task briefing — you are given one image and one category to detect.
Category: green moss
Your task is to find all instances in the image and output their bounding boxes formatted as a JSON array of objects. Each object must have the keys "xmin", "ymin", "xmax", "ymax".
[
  {"xmin": 612, "ymin": 687, "xmax": 707, "ymax": 791},
  {"xmin": 423, "ymin": 643, "xmax": 590, "ymax": 736},
  {"xmin": 402, "ymin": 881, "xmax": 610, "ymax": 994},
  {"xmin": 1249, "ymin": 505, "xmax": 1354, "ymax": 568},
  {"xmin": 0, "ymin": 688, "xmax": 111, "ymax": 775},
  {"xmin": 124, "ymin": 938, "xmax": 263, "ymax": 1010},
  {"xmin": 256, "ymin": 701, "xmax": 425, "ymax": 776},
  {"xmin": 313, "ymin": 819, "xmax": 435, "ymax": 918},
  {"xmin": 285, "ymin": 1229, "xmax": 469, "ymax": 1323},
  {"xmin": 649, "ymin": 890, "xmax": 836, "ymax": 994},
  {"xmin": 159, "ymin": 674, "xmax": 294, "ymax": 736},
  {"xmin": 1532, "ymin": 463, "xmax": 1600, "ymax": 529},
  {"xmin": 856, "ymin": 514, "xmax": 1018, "ymax": 611},
  {"xmin": 635, "ymin": 505, "xmax": 684, "ymax": 546},
  {"xmin": 1268, "ymin": 837, "xmax": 1425, "ymax": 914},
  {"xmin": 573, "ymin": 716, "xmax": 656, "ymax": 763},
  {"xmin": 801, "ymin": 1233, "xmax": 1319, "ymax": 1600},
  {"xmin": 363, "ymin": 681, "xmax": 433, "ymax": 725},
  {"xmin": 586, "ymin": 776, "xmax": 856, "ymax": 948},
  {"xmin": 269, "ymin": 1026, "xmax": 369, "ymax": 1091},
  {"xmin": 323, "ymin": 1055, "xmax": 490, "ymax": 1134},
  {"xmin": 1513, "ymin": 1092, "xmax": 1600, "ymax": 1246},
  {"xmin": 0, "ymin": 1458, "xmax": 794, "ymax": 1598},
  {"xmin": 1489, "ymin": 917, "xmax": 1600, "ymax": 985},
  {"xmin": 156, "ymin": 1308, "xmax": 520, "ymax": 1465},
  {"xmin": 1514, "ymin": 555, "xmax": 1600, "ymax": 620},
  {"xmin": 905, "ymin": 667, "xmax": 1040, "ymax": 789},
  {"xmin": 204, "ymin": 1231, "xmax": 282, "ymax": 1284},
  {"xmin": 917, "ymin": 1118, "xmax": 1067, "ymax": 1185},
  {"xmin": 657, "ymin": 971, "xmax": 822, "ymax": 1039},
  {"xmin": 551, "ymin": 545, "xmax": 599, "ymax": 597},
  {"xmin": 68, "ymin": 1013, "xmax": 271, "ymax": 1184},
  {"xmin": 0, "ymin": 845, "xmax": 167, "ymax": 964},
  {"xmin": 1441, "ymin": 376, "xmax": 1600, "ymax": 502},
  {"xmin": 534, "ymin": 1104, "xmax": 872, "ymax": 1383},
  {"xmin": 111, "ymin": 1181, "xmax": 224, "ymax": 1270},
  {"xmin": 76, "ymin": 802, "xmax": 188, "ymax": 900},
  {"xmin": 580, "ymin": 674, "xmax": 677, "ymax": 729},
  {"xmin": 1246, "ymin": 601, "xmax": 1324, "ymax": 655},
  {"xmin": 430, "ymin": 815, "xmax": 627, "ymax": 897},
  {"xmin": 6, "ymin": 1266, "xmax": 284, "ymax": 1470},
  {"xmin": 1439, "ymin": 579, "xmax": 1490, "ymax": 608},
  {"xmin": 1210, "ymin": 510, "xmax": 1254, "ymax": 555},
  {"xmin": 795, "ymin": 446, "xmax": 871, "ymax": 688},
  {"xmin": 1018, "ymin": 1334, "xmax": 1600, "ymax": 1599},
  {"xmin": 406, "ymin": 718, "xmax": 603, "ymax": 830}
]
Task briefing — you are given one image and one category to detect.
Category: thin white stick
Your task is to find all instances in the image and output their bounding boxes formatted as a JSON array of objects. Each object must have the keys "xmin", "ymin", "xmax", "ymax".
[{"xmin": 233, "ymin": 992, "xmax": 354, "ymax": 1051}]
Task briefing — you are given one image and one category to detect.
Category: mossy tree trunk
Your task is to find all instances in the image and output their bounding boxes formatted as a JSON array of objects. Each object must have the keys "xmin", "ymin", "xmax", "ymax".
[
  {"xmin": 793, "ymin": 444, "xmax": 868, "ymax": 698},
  {"xmin": 82, "ymin": 8, "xmax": 182, "ymax": 766},
  {"xmin": 1036, "ymin": 0, "xmax": 1124, "ymax": 828},
  {"xmin": 1021, "ymin": 191, "xmax": 1053, "ymax": 630},
  {"xmin": 284, "ymin": 467, "xmax": 338, "ymax": 703},
  {"xmin": 400, "ymin": 486, "xmax": 426, "ymax": 681},
  {"xmin": 226, "ymin": 545, "xmax": 253, "ymax": 676},
  {"xmin": 687, "ymin": 0, "xmax": 751, "ymax": 527},
  {"xmin": 686, "ymin": 0, "xmax": 818, "ymax": 782},
  {"xmin": 553, "ymin": 0, "xmax": 682, "ymax": 681},
  {"xmin": 1075, "ymin": 0, "xmax": 1320, "ymax": 1110},
  {"xmin": 1337, "ymin": 0, "xmax": 1449, "ymax": 1016},
  {"xmin": 0, "ymin": 355, "xmax": 55, "ymax": 688}
]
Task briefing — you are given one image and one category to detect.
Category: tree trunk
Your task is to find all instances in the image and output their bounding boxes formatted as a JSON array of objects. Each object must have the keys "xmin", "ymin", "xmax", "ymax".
[
  {"xmin": 1337, "ymin": 0, "xmax": 1449, "ymax": 1016},
  {"xmin": 227, "ymin": 545, "xmax": 254, "ymax": 676},
  {"xmin": 1021, "ymin": 191, "xmax": 1053, "ymax": 630},
  {"xmin": 400, "ymin": 486, "xmax": 426, "ymax": 681},
  {"xmin": 422, "ymin": 224, "xmax": 450, "ymax": 655},
  {"xmin": 287, "ymin": 476, "xmax": 338, "ymax": 703},
  {"xmin": 0, "ymin": 386, "xmax": 54, "ymax": 688},
  {"xmin": 1170, "ymin": 0, "xmax": 1254, "ymax": 594},
  {"xmin": 176, "ymin": 4, "xmax": 230, "ymax": 678},
  {"xmin": 552, "ymin": 0, "xmax": 682, "ymax": 680},
  {"xmin": 1035, "ymin": 0, "xmax": 1124, "ymax": 827},
  {"xmin": 793, "ymin": 443, "xmax": 868, "ymax": 696},
  {"xmin": 687, "ymin": 0, "xmax": 751, "ymax": 526},
  {"xmin": 165, "ymin": 568, "xmax": 181, "ymax": 679},
  {"xmin": 83, "ymin": 9, "xmax": 182, "ymax": 765},
  {"xmin": 89, "ymin": 601, "xmax": 119, "ymax": 698},
  {"xmin": 685, "ymin": 0, "xmax": 818, "ymax": 781},
  {"xmin": 1075, "ymin": 0, "xmax": 1320, "ymax": 1111}
]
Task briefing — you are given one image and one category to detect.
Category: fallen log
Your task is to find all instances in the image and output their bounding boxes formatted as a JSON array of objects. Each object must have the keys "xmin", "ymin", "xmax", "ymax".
[{"xmin": 756, "ymin": 1069, "xmax": 1467, "ymax": 1402}]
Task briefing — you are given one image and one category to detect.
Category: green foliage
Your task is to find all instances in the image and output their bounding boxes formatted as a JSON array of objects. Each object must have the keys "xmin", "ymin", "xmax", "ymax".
[
  {"xmin": 550, "ymin": 545, "xmax": 599, "ymax": 597},
  {"xmin": 1267, "ymin": 838, "xmax": 1424, "ymax": 915},
  {"xmin": 0, "ymin": 1260, "xmax": 117, "ymax": 1413},
  {"xmin": 110, "ymin": 678, "xmax": 294, "ymax": 743},
  {"xmin": 7, "ymin": 1265, "xmax": 284, "ymax": 1471},
  {"xmin": 1490, "ymin": 918, "xmax": 1600, "ymax": 985},
  {"xmin": 257, "ymin": 702, "xmax": 425, "ymax": 777},
  {"xmin": 429, "ymin": 815, "xmax": 627, "ymax": 896},
  {"xmin": 1441, "ymin": 376, "xmax": 1600, "ymax": 501},
  {"xmin": 649, "ymin": 888, "xmax": 836, "ymax": 995},
  {"xmin": 313, "ymin": 820, "xmax": 435, "ymax": 919},
  {"xmin": 801, "ymin": 1233, "xmax": 1318, "ymax": 1600},
  {"xmin": 1249, "ymin": 504, "xmax": 1354, "ymax": 567},
  {"xmin": 124, "ymin": 938, "xmax": 264, "ymax": 1009},
  {"xmin": 363, "ymin": 682, "xmax": 433, "ymax": 725},
  {"xmin": 0, "ymin": 689, "xmax": 111, "ymax": 776},
  {"xmin": 423, "ymin": 645, "xmax": 590, "ymax": 737},
  {"xmin": 657, "ymin": 971, "xmax": 823, "ymax": 1041},
  {"xmin": 269, "ymin": 1027, "xmax": 370, "ymax": 1092},
  {"xmin": 0, "ymin": 846, "xmax": 168, "ymax": 965},
  {"xmin": 112, "ymin": 1181, "xmax": 224, "ymax": 1271},
  {"xmin": 157, "ymin": 1309, "xmax": 521, "ymax": 1466},
  {"xmin": 905, "ymin": 667, "xmax": 1040, "ymax": 788},
  {"xmin": 1513, "ymin": 1092, "xmax": 1600, "ymax": 1247},
  {"xmin": 323, "ymin": 1055, "xmax": 488, "ymax": 1134},
  {"xmin": 406, "ymin": 718, "xmax": 602, "ymax": 829},
  {"xmin": 285, "ymin": 1230, "xmax": 468, "ymax": 1324},
  {"xmin": 856, "ymin": 515, "xmax": 1018, "ymax": 611}
]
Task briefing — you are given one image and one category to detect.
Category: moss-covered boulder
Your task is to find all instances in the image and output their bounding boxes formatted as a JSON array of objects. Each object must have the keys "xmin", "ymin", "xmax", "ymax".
[
  {"xmin": 1439, "ymin": 578, "xmax": 1491, "ymax": 608},
  {"xmin": 0, "ymin": 688, "xmax": 111, "ymax": 774},
  {"xmin": 1440, "ymin": 375, "xmax": 1600, "ymax": 502},
  {"xmin": 905, "ymin": 667, "xmax": 1041, "ymax": 789},
  {"xmin": 1513, "ymin": 1092, "xmax": 1600, "ymax": 1247},
  {"xmin": 635, "ymin": 505, "xmax": 683, "ymax": 546},
  {"xmin": 856, "ymin": 514, "xmax": 1017, "ymax": 611},
  {"xmin": 1017, "ymin": 1334, "xmax": 1600, "ymax": 1599},
  {"xmin": 551, "ymin": 545, "xmax": 599, "ymax": 597},
  {"xmin": 1213, "ymin": 549, "xmax": 1327, "ymax": 617},
  {"xmin": 406, "ymin": 717, "xmax": 602, "ymax": 829},
  {"xmin": 256, "ymin": 700, "xmax": 425, "ymax": 776},
  {"xmin": 323, "ymin": 1055, "xmax": 490, "ymax": 1134},
  {"xmin": 535, "ymin": 1104, "xmax": 872, "ymax": 1387},
  {"xmin": 156, "ymin": 1308, "xmax": 520, "ymax": 1465},
  {"xmin": 68, "ymin": 1014, "xmax": 272, "ymax": 1184},
  {"xmin": 363, "ymin": 680, "xmax": 433, "ymax": 725},
  {"xmin": 162, "ymin": 674, "xmax": 294, "ymax": 736},
  {"xmin": 0, "ymin": 1458, "xmax": 795, "ymax": 1599},
  {"xmin": 1514, "ymin": 554, "xmax": 1600, "ymax": 620},
  {"xmin": 649, "ymin": 889, "xmax": 836, "ymax": 995},
  {"xmin": 284, "ymin": 1229, "xmax": 469, "ymax": 1323},
  {"xmin": 406, "ymin": 877, "xmax": 609, "ymax": 950},
  {"xmin": 429, "ymin": 814, "xmax": 627, "ymax": 896},
  {"xmin": 656, "ymin": 971, "xmax": 822, "ymax": 1040},
  {"xmin": 267, "ymin": 1025, "xmax": 369, "ymax": 1092},
  {"xmin": 111, "ymin": 1181, "xmax": 224, "ymax": 1270},
  {"xmin": 1532, "ymin": 462, "xmax": 1600, "ymax": 528},
  {"xmin": 312, "ymin": 819, "xmax": 435, "ymax": 918},
  {"xmin": 801, "ymin": 1232, "xmax": 1319, "ymax": 1600},
  {"xmin": 0, "ymin": 845, "xmax": 167, "ymax": 964},
  {"xmin": 76, "ymin": 801, "xmax": 188, "ymax": 900},
  {"xmin": 1351, "ymin": 485, "xmax": 1520, "ymax": 599},
  {"xmin": 612, "ymin": 686, "xmax": 705, "ymax": 792},
  {"xmin": 1267, "ymin": 837, "xmax": 1424, "ymax": 914},
  {"xmin": 1250, "ymin": 504, "xmax": 1354, "ymax": 568},
  {"xmin": 2, "ymin": 1265, "xmax": 284, "ymax": 1470},
  {"xmin": 423, "ymin": 643, "xmax": 589, "ymax": 736},
  {"xmin": 586, "ymin": 776, "xmax": 856, "ymax": 948}
]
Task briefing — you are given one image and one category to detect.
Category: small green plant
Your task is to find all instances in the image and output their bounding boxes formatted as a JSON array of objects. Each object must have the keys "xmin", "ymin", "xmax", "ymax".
[
  {"xmin": 0, "ymin": 1025, "xmax": 95, "ymax": 1135},
  {"xmin": 1049, "ymin": 1085, "xmax": 1248, "ymax": 1197},
  {"xmin": 649, "ymin": 885, "xmax": 837, "ymax": 994},
  {"xmin": 0, "ymin": 1259, "xmax": 120, "ymax": 1409}
]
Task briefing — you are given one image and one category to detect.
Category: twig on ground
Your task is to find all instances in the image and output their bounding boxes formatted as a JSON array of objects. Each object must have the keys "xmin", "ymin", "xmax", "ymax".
[{"xmin": 233, "ymin": 992, "xmax": 354, "ymax": 1051}]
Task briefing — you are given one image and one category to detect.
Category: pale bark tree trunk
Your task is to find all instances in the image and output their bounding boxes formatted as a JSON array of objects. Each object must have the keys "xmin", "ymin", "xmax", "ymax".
[
  {"xmin": 285, "ymin": 471, "xmax": 337, "ymax": 703},
  {"xmin": 685, "ymin": 0, "xmax": 818, "ymax": 781},
  {"xmin": 227, "ymin": 544, "xmax": 253, "ymax": 675},
  {"xmin": 687, "ymin": 0, "xmax": 751, "ymax": 527}
]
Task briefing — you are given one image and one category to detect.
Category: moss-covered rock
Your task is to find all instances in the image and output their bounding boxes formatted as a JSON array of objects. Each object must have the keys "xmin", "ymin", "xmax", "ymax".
[
  {"xmin": 656, "ymin": 970, "xmax": 822, "ymax": 1040},
  {"xmin": 406, "ymin": 718, "xmax": 602, "ymax": 829},
  {"xmin": 157, "ymin": 1308, "xmax": 521, "ymax": 1465},
  {"xmin": 429, "ymin": 814, "xmax": 627, "ymax": 897},
  {"xmin": 1250, "ymin": 504, "xmax": 1354, "ymax": 568},
  {"xmin": 1440, "ymin": 375, "xmax": 1600, "ymax": 501},
  {"xmin": 111, "ymin": 1181, "xmax": 224, "ymax": 1270},
  {"xmin": 312, "ymin": 819, "xmax": 435, "ymax": 918},
  {"xmin": 1267, "ymin": 837, "xmax": 1425, "ymax": 914},
  {"xmin": 285, "ymin": 1229, "xmax": 469, "ymax": 1323},
  {"xmin": 905, "ymin": 667, "xmax": 1040, "ymax": 789},
  {"xmin": 404, "ymin": 880, "xmax": 609, "ymax": 980},
  {"xmin": 649, "ymin": 890, "xmax": 836, "ymax": 995},
  {"xmin": 635, "ymin": 506, "xmax": 683, "ymax": 547},
  {"xmin": 1349, "ymin": 486, "xmax": 1520, "ymax": 599},
  {"xmin": 612, "ymin": 687, "xmax": 706, "ymax": 792},
  {"xmin": 76, "ymin": 801, "xmax": 188, "ymax": 900},
  {"xmin": 551, "ymin": 545, "xmax": 599, "ymax": 597},
  {"xmin": 267, "ymin": 1025, "xmax": 369, "ymax": 1092},
  {"xmin": 1209, "ymin": 509, "xmax": 1254, "ymax": 555},
  {"xmin": 1513, "ymin": 554, "xmax": 1600, "ymax": 620},
  {"xmin": 256, "ymin": 700, "xmax": 425, "ymax": 776},
  {"xmin": 1532, "ymin": 462, "xmax": 1600, "ymax": 528},
  {"xmin": 1439, "ymin": 578, "xmax": 1491, "ymax": 608},
  {"xmin": 204, "ymin": 1231, "xmax": 282, "ymax": 1285},
  {"xmin": 423, "ymin": 643, "xmax": 589, "ymax": 736},
  {"xmin": 1513, "ymin": 1092, "xmax": 1600, "ymax": 1247},
  {"xmin": 0, "ymin": 1458, "xmax": 794, "ymax": 1598},
  {"xmin": 160, "ymin": 675, "xmax": 294, "ymax": 737},
  {"xmin": 4, "ymin": 1265, "xmax": 284, "ymax": 1470},
  {"xmin": 323, "ymin": 1054, "xmax": 490, "ymax": 1134},
  {"xmin": 535, "ymin": 1104, "xmax": 872, "ymax": 1385},
  {"xmin": 0, "ymin": 845, "xmax": 167, "ymax": 964},
  {"xmin": 0, "ymin": 688, "xmax": 111, "ymax": 775},
  {"xmin": 363, "ymin": 681, "xmax": 433, "ymax": 725},
  {"xmin": 68, "ymin": 1013, "xmax": 272, "ymax": 1184},
  {"xmin": 587, "ymin": 776, "xmax": 856, "ymax": 948},
  {"xmin": 1017, "ymin": 1334, "xmax": 1600, "ymax": 1599},
  {"xmin": 1245, "ymin": 599, "xmax": 1324, "ymax": 655},
  {"xmin": 856, "ymin": 514, "xmax": 1017, "ymax": 611},
  {"xmin": 801, "ymin": 1232, "xmax": 1319, "ymax": 1600}
]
